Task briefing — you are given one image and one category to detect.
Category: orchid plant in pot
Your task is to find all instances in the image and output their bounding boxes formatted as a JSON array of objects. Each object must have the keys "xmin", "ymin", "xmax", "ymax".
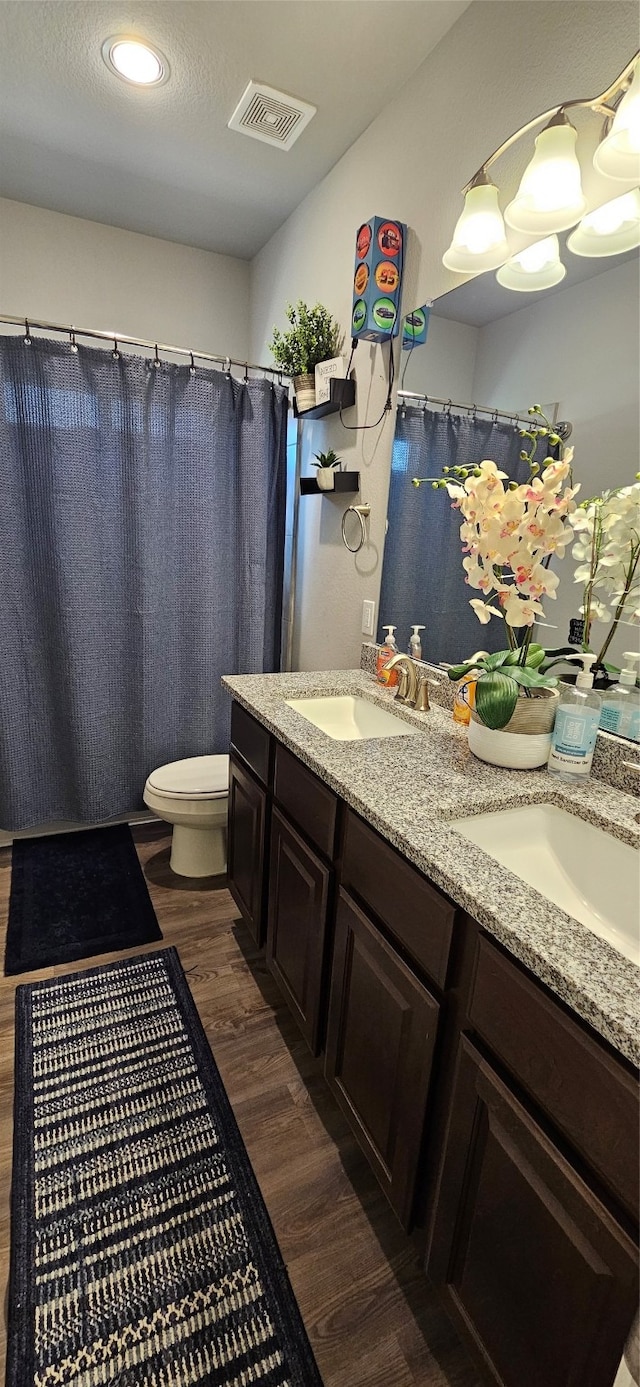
[
  {"xmin": 434, "ymin": 415, "xmax": 581, "ymax": 766},
  {"xmin": 567, "ymin": 480, "xmax": 640, "ymax": 680}
]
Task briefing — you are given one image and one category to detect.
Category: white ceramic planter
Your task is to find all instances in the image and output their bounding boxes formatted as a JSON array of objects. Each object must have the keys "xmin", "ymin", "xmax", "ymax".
[
  {"xmin": 468, "ymin": 717, "xmax": 553, "ymax": 769},
  {"xmin": 316, "ymin": 469, "xmax": 336, "ymax": 491}
]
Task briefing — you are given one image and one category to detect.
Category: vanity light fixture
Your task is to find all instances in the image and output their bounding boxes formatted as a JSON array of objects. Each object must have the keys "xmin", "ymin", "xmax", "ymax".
[
  {"xmin": 442, "ymin": 50, "xmax": 639, "ymax": 275},
  {"xmin": 567, "ymin": 188, "xmax": 640, "ymax": 257},
  {"xmin": 102, "ymin": 36, "xmax": 169, "ymax": 87},
  {"xmin": 496, "ymin": 234, "xmax": 566, "ymax": 292},
  {"xmin": 504, "ymin": 112, "xmax": 586, "ymax": 235},
  {"xmin": 593, "ymin": 58, "xmax": 640, "ymax": 181},
  {"xmin": 442, "ymin": 173, "xmax": 509, "ymax": 273}
]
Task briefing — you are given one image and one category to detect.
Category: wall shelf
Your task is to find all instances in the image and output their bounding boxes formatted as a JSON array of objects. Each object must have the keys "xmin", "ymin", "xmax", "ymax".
[
  {"xmin": 292, "ymin": 376, "xmax": 356, "ymax": 420},
  {"xmin": 300, "ymin": 471, "xmax": 360, "ymax": 496}
]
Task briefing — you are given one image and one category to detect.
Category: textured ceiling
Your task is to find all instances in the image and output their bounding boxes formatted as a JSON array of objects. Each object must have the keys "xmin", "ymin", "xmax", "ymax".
[{"xmin": 0, "ymin": 0, "xmax": 470, "ymax": 259}]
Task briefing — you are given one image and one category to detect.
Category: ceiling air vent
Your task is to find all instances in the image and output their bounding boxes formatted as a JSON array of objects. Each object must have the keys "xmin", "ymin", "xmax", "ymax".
[{"xmin": 228, "ymin": 81, "xmax": 316, "ymax": 151}]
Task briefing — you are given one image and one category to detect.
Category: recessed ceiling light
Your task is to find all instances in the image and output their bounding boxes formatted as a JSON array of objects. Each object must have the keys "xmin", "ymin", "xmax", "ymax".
[{"xmin": 102, "ymin": 36, "xmax": 169, "ymax": 87}]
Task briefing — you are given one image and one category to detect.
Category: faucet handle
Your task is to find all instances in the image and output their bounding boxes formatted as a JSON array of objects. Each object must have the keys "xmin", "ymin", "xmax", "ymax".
[
  {"xmin": 415, "ymin": 676, "xmax": 431, "ymax": 712},
  {"xmin": 396, "ymin": 667, "xmax": 411, "ymax": 701}
]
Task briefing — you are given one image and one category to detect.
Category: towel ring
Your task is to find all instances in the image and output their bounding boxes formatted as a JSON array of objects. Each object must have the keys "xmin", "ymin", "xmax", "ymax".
[{"xmin": 341, "ymin": 504, "xmax": 371, "ymax": 554}]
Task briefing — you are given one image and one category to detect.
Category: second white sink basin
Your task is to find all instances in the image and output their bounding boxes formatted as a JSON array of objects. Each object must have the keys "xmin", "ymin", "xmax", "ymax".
[
  {"xmin": 285, "ymin": 694, "xmax": 415, "ymax": 741},
  {"xmin": 451, "ymin": 803, "xmax": 640, "ymax": 965}
]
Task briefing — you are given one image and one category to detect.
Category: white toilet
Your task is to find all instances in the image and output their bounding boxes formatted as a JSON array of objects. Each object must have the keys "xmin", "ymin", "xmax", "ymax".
[{"xmin": 143, "ymin": 754, "xmax": 229, "ymax": 878}]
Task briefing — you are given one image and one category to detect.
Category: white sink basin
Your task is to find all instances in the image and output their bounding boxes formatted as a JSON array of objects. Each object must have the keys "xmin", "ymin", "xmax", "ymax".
[
  {"xmin": 285, "ymin": 694, "xmax": 416, "ymax": 741},
  {"xmin": 451, "ymin": 803, "xmax": 640, "ymax": 966}
]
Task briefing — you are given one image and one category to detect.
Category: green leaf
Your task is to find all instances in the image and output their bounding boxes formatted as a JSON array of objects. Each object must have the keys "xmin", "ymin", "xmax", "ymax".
[
  {"xmin": 505, "ymin": 666, "xmax": 557, "ymax": 689},
  {"xmin": 447, "ymin": 662, "xmax": 475, "ymax": 682},
  {"xmin": 475, "ymin": 671, "xmax": 519, "ymax": 729},
  {"xmin": 484, "ymin": 650, "xmax": 510, "ymax": 671}
]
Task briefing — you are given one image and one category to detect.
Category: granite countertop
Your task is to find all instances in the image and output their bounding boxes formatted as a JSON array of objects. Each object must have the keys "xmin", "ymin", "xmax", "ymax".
[{"xmin": 222, "ymin": 668, "xmax": 640, "ymax": 1066}]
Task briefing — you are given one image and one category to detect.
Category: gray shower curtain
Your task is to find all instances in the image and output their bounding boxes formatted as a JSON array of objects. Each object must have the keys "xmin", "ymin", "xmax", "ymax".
[
  {"xmin": 379, "ymin": 406, "xmax": 528, "ymax": 665},
  {"xmin": 0, "ymin": 336, "xmax": 287, "ymax": 830}
]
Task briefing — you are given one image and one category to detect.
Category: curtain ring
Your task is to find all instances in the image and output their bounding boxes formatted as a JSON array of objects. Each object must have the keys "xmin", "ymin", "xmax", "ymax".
[
  {"xmin": 23, "ymin": 319, "xmax": 32, "ymax": 346},
  {"xmin": 112, "ymin": 337, "xmax": 120, "ymax": 362},
  {"xmin": 189, "ymin": 352, "xmax": 196, "ymax": 376},
  {"xmin": 244, "ymin": 361, "xmax": 249, "ymax": 382},
  {"xmin": 471, "ymin": 402, "xmax": 477, "ymax": 422},
  {"xmin": 153, "ymin": 344, "xmax": 161, "ymax": 369},
  {"xmin": 224, "ymin": 356, "xmax": 231, "ymax": 377},
  {"xmin": 341, "ymin": 504, "xmax": 370, "ymax": 554},
  {"xmin": 492, "ymin": 408, "xmax": 499, "ymax": 425},
  {"xmin": 445, "ymin": 398, "xmax": 452, "ymax": 415},
  {"xmin": 70, "ymin": 328, "xmax": 78, "ymax": 354}
]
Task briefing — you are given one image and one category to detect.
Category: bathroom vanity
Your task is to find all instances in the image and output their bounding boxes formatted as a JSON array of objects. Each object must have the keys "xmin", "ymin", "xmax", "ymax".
[{"xmin": 223, "ymin": 669, "xmax": 640, "ymax": 1387}]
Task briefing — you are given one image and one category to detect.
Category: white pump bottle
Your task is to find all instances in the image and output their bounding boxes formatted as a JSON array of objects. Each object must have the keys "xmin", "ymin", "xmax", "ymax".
[{"xmin": 547, "ymin": 653, "xmax": 602, "ymax": 781}]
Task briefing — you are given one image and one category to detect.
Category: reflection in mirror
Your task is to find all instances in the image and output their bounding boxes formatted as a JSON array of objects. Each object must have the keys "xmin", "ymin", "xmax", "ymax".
[{"xmin": 380, "ymin": 239, "xmax": 639, "ymax": 669}]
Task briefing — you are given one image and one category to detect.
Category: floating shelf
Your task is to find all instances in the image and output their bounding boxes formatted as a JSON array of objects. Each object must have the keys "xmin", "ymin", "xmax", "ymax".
[
  {"xmin": 292, "ymin": 376, "xmax": 356, "ymax": 420},
  {"xmin": 299, "ymin": 471, "xmax": 360, "ymax": 496}
]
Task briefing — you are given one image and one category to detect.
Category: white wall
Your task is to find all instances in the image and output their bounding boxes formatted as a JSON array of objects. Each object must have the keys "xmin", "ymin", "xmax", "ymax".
[
  {"xmin": 250, "ymin": 0, "xmax": 638, "ymax": 670},
  {"xmin": 0, "ymin": 198, "xmax": 250, "ymax": 360},
  {"xmin": 472, "ymin": 258, "xmax": 640, "ymax": 666},
  {"xmin": 400, "ymin": 314, "xmax": 478, "ymax": 401}
]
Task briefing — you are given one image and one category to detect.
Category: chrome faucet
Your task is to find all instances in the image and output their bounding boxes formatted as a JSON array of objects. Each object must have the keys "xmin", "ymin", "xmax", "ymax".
[{"xmin": 383, "ymin": 654, "xmax": 430, "ymax": 711}]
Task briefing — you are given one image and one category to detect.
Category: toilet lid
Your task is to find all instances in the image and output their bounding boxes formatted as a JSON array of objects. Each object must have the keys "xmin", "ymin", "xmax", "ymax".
[{"xmin": 147, "ymin": 754, "xmax": 229, "ymax": 799}]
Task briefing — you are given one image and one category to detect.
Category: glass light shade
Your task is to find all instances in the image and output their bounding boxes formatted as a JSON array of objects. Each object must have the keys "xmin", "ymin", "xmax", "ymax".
[
  {"xmin": 102, "ymin": 36, "xmax": 168, "ymax": 85},
  {"xmin": 567, "ymin": 189, "xmax": 640, "ymax": 257},
  {"xmin": 442, "ymin": 182, "xmax": 509, "ymax": 272},
  {"xmin": 505, "ymin": 121, "xmax": 587, "ymax": 234},
  {"xmin": 496, "ymin": 234, "xmax": 566, "ymax": 291},
  {"xmin": 593, "ymin": 61, "xmax": 640, "ymax": 181}
]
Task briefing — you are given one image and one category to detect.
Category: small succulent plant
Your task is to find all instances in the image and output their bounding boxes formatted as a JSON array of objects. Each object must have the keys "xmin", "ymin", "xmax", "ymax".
[{"xmin": 312, "ymin": 450, "xmax": 342, "ymax": 471}]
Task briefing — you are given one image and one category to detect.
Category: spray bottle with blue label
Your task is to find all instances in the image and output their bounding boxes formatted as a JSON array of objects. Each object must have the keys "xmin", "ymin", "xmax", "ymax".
[{"xmin": 547, "ymin": 653, "xmax": 602, "ymax": 781}]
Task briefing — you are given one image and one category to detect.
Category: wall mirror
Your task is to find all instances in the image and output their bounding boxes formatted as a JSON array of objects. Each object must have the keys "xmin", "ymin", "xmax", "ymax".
[{"xmin": 379, "ymin": 234, "xmax": 639, "ymax": 667}]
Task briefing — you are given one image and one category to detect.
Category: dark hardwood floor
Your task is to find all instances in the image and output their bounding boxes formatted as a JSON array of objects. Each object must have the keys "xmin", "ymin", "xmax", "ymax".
[{"xmin": 0, "ymin": 821, "xmax": 481, "ymax": 1386}]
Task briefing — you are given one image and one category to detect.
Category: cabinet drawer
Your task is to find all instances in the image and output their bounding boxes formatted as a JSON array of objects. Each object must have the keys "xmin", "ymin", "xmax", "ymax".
[
  {"xmin": 342, "ymin": 810, "xmax": 455, "ymax": 990},
  {"xmin": 469, "ymin": 936, "xmax": 640, "ymax": 1221},
  {"xmin": 273, "ymin": 743, "xmax": 338, "ymax": 860},
  {"xmin": 230, "ymin": 701, "xmax": 271, "ymax": 787}
]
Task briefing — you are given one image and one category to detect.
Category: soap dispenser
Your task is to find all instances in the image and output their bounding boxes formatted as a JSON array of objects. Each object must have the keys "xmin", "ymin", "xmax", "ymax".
[
  {"xmin": 599, "ymin": 652, "xmax": 640, "ymax": 743},
  {"xmin": 547, "ymin": 652, "xmax": 602, "ymax": 781},
  {"xmin": 408, "ymin": 625, "xmax": 425, "ymax": 660},
  {"xmin": 376, "ymin": 625, "xmax": 399, "ymax": 686}
]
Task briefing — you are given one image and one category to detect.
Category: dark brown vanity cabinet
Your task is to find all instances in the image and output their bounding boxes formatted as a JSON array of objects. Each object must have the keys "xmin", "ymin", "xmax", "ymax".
[
  {"xmin": 427, "ymin": 936, "xmax": 640, "ymax": 1387},
  {"xmin": 427, "ymin": 1037, "xmax": 638, "ymax": 1387},
  {"xmin": 325, "ymin": 888, "xmax": 440, "ymax": 1228},
  {"xmin": 227, "ymin": 701, "xmax": 639, "ymax": 1387},
  {"xmin": 267, "ymin": 807, "xmax": 331, "ymax": 1053}
]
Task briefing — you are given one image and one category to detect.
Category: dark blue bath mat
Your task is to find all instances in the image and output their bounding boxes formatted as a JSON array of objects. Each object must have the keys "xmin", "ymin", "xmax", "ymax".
[
  {"xmin": 4, "ymin": 824, "xmax": 162, "ymax": 975},
  {"xmin": 7, "ymin": 948, "xmax": 323, "ymax": 1387}
]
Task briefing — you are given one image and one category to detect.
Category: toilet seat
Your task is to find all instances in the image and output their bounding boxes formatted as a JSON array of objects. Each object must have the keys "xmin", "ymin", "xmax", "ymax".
[{"xmin": 146, "ymin": 754, "xmax": 229, "ymax": 800}]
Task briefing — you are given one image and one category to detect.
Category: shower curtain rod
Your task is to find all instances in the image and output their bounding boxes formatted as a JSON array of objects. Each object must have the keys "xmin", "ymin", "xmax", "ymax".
[
  {"xmin": 396, "ymin": 390, "xmax": 531, "ymax": 426},
  {"xmin": 0, "ymin": 313, "xmax": 291, "ymax": 380}
]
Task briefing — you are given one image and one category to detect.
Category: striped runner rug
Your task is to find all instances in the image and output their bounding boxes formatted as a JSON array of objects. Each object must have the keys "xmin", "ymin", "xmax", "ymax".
[{"xmin": 8, "ymin": 948, "xmax": 323, "ymax": 1387}]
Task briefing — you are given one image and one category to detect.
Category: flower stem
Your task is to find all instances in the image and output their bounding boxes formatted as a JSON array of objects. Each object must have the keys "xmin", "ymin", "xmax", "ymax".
[{"xmin": 596, "ymin": 545, "xmax": 640, "ymax": 666}]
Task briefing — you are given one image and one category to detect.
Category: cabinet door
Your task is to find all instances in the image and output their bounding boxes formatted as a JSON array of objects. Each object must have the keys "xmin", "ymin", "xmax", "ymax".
[
  {"xmin": 266, "ymin": 808, "xmax": 331, "ymax": 1053},
  {"xmin": 324, "ymin": 888, "xmax": 439, "ymax": 1228},
  {"xmin": 227, "ymin": 753, "xmax": 268, "ymax": 947},
  {"xmin": 427, "ymin": 1037, "xmax": 638, "ymax": 1387}
]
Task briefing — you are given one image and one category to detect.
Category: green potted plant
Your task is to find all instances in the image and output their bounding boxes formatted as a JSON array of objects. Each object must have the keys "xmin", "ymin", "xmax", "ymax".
[
  {"xmin": 313, "ymin": 449, "xmax": 342, "ymax": 491},
  {"xmin": 269, "ymin": 301, "xmax": 344, "ymax": 413},
  {"xmin": 413, "ymin": 407, "xmax": 580, "ymax": 767}
]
